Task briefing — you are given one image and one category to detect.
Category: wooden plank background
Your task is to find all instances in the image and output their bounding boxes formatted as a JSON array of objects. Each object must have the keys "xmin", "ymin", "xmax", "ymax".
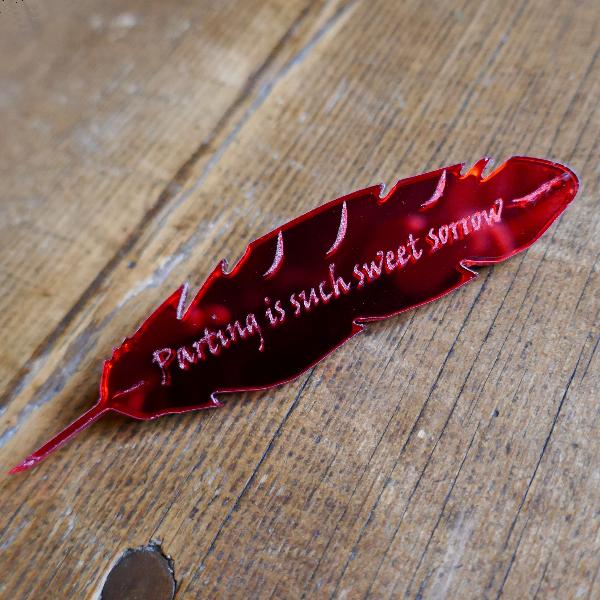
[{"xmin": 1, "ymin": 0, "xmax": 598, "ymax": 598}]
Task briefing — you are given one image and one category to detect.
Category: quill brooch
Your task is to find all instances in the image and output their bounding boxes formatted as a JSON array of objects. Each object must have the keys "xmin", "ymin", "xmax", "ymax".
[{"xmin": 10, "ymin": 156, "xmax": 578, "ymax": 472}]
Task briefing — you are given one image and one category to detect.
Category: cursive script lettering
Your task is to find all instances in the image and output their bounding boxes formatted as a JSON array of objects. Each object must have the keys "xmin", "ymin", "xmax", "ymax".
[
  {"xmin": 427, "ymin": 199, "xmax": 503, "ymax": 252},
  {"xmin": 153, "ymin": 199, "xmax": 504, "ymax": 385}
]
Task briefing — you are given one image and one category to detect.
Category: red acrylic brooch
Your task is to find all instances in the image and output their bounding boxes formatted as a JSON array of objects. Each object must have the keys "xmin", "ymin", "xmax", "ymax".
[{"xmin": 11, "ymin": 156, "xmax": 579, "ymax": 472}]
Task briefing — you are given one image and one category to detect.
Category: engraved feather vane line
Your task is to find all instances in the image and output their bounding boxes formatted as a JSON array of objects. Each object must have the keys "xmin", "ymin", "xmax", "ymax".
[
  {"xmin": 260, "ymin": 200, "xmax": 348, "ymax": 278},
  {"xmin": 10, "ymin": 156, "xmax": 579, "ymax": 473}
]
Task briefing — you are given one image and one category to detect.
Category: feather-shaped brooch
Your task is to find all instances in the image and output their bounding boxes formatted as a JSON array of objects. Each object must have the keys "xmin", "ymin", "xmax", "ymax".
[{"xmin": 11, "ymin": 156, "xmax": 578, "ymax": 472}]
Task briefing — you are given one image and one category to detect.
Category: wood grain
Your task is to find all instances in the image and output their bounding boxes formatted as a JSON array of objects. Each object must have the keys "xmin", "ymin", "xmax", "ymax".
[{"xmin": 1, "ymin": 0, "xmax": 598, "ymax": 598}]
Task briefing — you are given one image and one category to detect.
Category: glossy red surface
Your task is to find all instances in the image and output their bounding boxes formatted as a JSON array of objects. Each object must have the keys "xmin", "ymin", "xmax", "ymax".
[{"xmin": 11, "ymin": 156, "xmax": 579, "ymax": 472}]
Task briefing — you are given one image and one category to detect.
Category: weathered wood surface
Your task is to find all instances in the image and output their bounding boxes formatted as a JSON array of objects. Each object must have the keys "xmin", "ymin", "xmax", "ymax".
[{"xmin": 1, "ymin": 0, "xmax": 598, "ymax": 598}]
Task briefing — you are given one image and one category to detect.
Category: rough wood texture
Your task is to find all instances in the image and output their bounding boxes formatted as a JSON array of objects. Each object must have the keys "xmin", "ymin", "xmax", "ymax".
[{"xmin": 1, "ymin": 0, "xmax": 598, "ymax": 598}]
